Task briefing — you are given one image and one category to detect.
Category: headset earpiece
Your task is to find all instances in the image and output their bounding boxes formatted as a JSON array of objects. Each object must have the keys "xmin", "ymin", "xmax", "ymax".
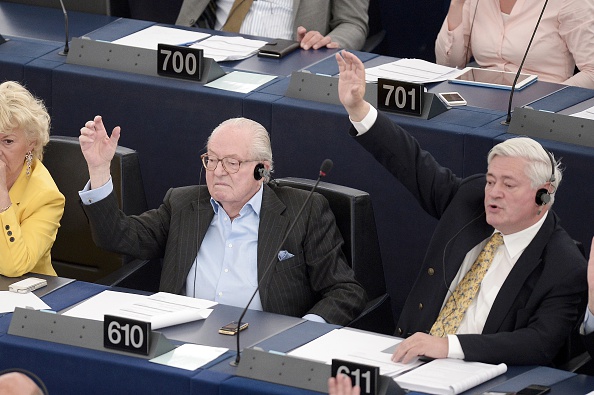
[
  {"xmin": 254, "ymin": 163, "xmax": 268, "ymax": 180},
  {"xmin": 535, "ymin": 146, "xmax": 555, "ymax": 207},
  {"xmin": 535, "ymin": 188, "xmax": 551, "ymax": 206}
]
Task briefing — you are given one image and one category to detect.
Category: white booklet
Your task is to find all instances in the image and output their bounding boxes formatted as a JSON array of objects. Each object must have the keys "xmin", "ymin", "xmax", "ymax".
[
  {"xmin": 63, "ymin": 290, "xmax": 216, "ymax": 329},
  {"xmin": 394, "ymin": 358, "xmax": 507, "ymax": 395}
]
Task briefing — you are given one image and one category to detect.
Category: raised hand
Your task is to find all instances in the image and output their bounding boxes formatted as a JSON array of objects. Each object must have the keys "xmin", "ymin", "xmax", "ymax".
[
  {"xmin": 79, "ymin": 115, "xmax": 120, "ymax": 189},
  {"xmin": 335, "ymin": 50, "xmax": 370, "ymax": 122}
]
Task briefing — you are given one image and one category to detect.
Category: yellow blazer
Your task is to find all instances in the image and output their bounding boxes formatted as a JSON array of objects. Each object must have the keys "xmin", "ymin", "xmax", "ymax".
[{"xmin": 0, "ymin": 158, "xmax": 64, "ymax": 277}]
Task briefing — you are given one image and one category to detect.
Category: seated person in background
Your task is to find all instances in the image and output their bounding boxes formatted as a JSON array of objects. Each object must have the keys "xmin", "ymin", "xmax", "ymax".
[
  {"xmin": 434, "ymin": 0, "xmax": 594, "ymax": 89},
  {"xmin": 0, "ymin": 81, "xmax": 65, "ymax": 277},
  {"xmin": 175, "ymin": 0, "xmax": 369, "ymax": 51},
  {"xmin": 336, "ymin": 50, "xmax": 587, "ymax": 365},
  {"xmin": 78, "ymin": 115, "xmax": 366, "ymax": 325},
  {"xmin": 581, "ymin": 238, "xmax": 594, "ymax": 351}
]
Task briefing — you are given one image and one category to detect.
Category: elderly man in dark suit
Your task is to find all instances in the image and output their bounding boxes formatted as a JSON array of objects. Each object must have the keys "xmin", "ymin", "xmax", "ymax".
[
  {"xmin": 335, "ymin": 49, "xmax": 586, "ymax": 366},
  {"xmin": 77, "ymin": 115, "xmax": 366, "ymax": 325}
]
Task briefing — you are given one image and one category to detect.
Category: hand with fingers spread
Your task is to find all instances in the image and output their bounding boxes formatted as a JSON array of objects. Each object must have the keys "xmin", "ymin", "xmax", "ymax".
[
  {"xmin": 79, "ymin": 115, "xmax": 120, "ymax": 189},
  {"xmin": 297, "ymin": 26, "xmax": 339, "ymax": 50},
  {"xmin": 391, "ymin": 333, "xmax": 449, "ymax": 364}
]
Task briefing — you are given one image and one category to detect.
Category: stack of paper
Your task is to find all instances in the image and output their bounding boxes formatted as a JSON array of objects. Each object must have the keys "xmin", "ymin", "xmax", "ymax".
[
  {"xmin": 63, "ymin": 291, "xmax": 216, "ymax": 329},
  {"xmin": 394, "ymin": 358, "xmax": 507, "ymax": 395},
  {"xmin": 189, "ymin": 35, "xmax": 268, "ymax": 62},
  {"xmin": 365, "ymin": 59, "xmax": 465, "ymax": 84}
]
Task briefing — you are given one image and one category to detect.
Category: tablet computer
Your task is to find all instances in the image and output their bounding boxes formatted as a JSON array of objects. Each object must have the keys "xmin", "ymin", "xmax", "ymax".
[{"xmin": 449, "ymin": 67, "xmax": 538, "ymax": 90}]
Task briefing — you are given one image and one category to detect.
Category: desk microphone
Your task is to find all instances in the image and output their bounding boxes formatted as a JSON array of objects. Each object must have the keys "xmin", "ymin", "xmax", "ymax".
[
  {"xmin": 58, "ymin": 0, "xmax": 69, "ymax": 56},
  {"xmin": 502, "ymin": 0, "xmax": 549, "ymax": 125},
  {"xmin": 230, "ymin": 158, "xmax": 334, "ymax": 367}
]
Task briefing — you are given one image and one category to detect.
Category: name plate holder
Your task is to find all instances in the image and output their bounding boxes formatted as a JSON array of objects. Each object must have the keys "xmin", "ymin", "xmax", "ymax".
[
  {"xmin": 236, "ymin": 348, "xmax": 403, "ymax": 395},
  {"xmin": 508, "ymin": 107, "xmax": 594, "ymax": 148},
  {"xmin": 8, "ymin": 307, "xmax": 175, "ymax": 359},
  {"xmin": 285, "ymin": 71, "xmax": 447, "ymax": 120},
  {"xmin": 66, "ymin": 37, "xmax": 225, "ymax": 84}
]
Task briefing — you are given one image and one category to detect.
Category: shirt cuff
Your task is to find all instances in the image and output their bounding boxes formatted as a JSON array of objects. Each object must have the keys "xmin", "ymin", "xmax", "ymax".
[
  {"xmin": 446, "ymin": 334, "xmax": 465, "ymax": 359},
  {"xmin": 302, "ymin": 314, "xmax": 327, "ymax": 324},
  {"xmin": 350, "ymin": 105, "xmax": 378, "ymax": 136},
  {"xmin": 582, "ymin": 308, "xmax": 594, "ymax": 335},
  {"xmin": 79, "ymin": 177, "xmax": 114, "ymax": 205}
]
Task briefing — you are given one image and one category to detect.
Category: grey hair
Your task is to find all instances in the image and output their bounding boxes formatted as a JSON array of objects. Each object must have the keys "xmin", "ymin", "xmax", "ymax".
[
  {"xmin": 207, "ymin": 117, "xmax": 274, "ymax": 179},
  {"xmin": 488, "ymin": 137, "xmax": 562, "ymax": 205}
]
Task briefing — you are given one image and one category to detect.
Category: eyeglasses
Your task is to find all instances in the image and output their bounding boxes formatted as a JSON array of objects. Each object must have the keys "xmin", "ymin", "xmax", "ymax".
[{"xmin": 200, "ymin": 153, "xmax": 258, "ymax": 174}]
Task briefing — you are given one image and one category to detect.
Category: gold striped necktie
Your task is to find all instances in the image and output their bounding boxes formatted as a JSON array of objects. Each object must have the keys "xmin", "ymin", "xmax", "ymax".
[
  {"xmin": 430, "ymin": 232, "xmax": 504, "ymax": 337},
  {"xmin": 222, "ymin": 0, "xmax": 254, "ymax": 32}
]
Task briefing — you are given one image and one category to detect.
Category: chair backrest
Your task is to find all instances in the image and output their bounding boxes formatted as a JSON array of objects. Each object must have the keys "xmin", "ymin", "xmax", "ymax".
[
  {"xmin": 43, "ymin": 136, "xmax": 148, "ymax": 282},
  {"xmin": 273, "ymin": 177, "xmax": 386, "ymax": 301}
]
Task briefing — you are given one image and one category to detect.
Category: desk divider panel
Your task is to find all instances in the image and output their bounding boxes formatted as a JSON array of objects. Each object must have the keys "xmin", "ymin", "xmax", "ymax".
[
  {"xmin": 236, "ymin": 348, "xmax": 402, "ymax": 394},
  {"xmin": 66, "ymin": 37, "xmax": 225, "ymax": 83},
  {"xmin": 285, "ymin": 71, "xmax": 447, "ymax": 120},
  {"xmin": 8, "ymin": 307, "xmax": 175, "ymax": 359},
  {"xmin": 508, "ymin": 107, "xmax": 594, "ymax": 148}
]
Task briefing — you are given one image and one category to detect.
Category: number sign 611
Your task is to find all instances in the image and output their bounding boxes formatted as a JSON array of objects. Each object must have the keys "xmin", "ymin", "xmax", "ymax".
[
  {"xmin": 157, "ymin": 43, "xmax": 204, "ymax": 81},
  {"xmin": 377, "ymin": 78, "xmax": 424, "ymax": 116},
  {"xmin": 331, "ymin": 359, "xmax": 379, "ymax": 395}
]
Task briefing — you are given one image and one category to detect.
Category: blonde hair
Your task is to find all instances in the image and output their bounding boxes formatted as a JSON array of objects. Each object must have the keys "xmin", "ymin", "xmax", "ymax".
[{"xmin": 0, "ymin": 81, "xmax": 51, "ymax": 160}]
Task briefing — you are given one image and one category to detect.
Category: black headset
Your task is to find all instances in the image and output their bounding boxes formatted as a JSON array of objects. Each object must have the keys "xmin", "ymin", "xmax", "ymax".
[
  {"xmin": 253, "ymin": 163, "xmax": 269, "ymax": 180},
  {"xmin": 535, "ymin": 147, "xmax": 556, "ymax": 206}
]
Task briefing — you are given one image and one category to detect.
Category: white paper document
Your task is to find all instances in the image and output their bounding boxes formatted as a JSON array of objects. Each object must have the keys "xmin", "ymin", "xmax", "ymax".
[
  {"xmin": 205, "ymin": 71, "xmax": 277, "ymax": 93},
  {"xmin": 0, "ymin": 291, "xmax": 50, "ymax": 313},
  {"xmin": 570, "ymin": 105, "xmax": 594, "ymax": 120},
  {"xmin": 394, "ymin": 358, "xmax": 507, "ymax": 395},
  {"xmin": 112, "ymin": 25, "xmax": 211, "ymax": 50},
  {"xmin": 150, "ymin": 344, "xmax": 228, "ymax": 371},
  {"xmin": 365, "ymin": 59, "xmax": 465, "ymax": 84},
  {"xmin": 63, "ymin": 290, "xmax": 216, "ymax": 329},
  {"xmin": 287, "ymin": 328, "xmax": 420, "ymax": 376},
  {"xmin": 189, "ymin": 36, "xmax": 268, "ymax": 62}
]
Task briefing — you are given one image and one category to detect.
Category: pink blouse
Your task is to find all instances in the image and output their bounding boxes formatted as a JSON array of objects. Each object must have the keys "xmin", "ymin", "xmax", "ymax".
[{"xmin": 435, "ymin": 0, "xmax": 594, "ymax": 89}]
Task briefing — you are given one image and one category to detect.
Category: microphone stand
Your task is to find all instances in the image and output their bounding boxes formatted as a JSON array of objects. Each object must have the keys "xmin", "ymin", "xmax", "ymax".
[
  {"xmin": 501, "ymin": 0, "xmax": 549, "ymax": 125},
  {"xmin": 230, "ymin": 159, "xmax": 333, "ymax": 367},
  {"xmin": 58, "ymin": 0, "xmax": 69, "ymax": 56}
]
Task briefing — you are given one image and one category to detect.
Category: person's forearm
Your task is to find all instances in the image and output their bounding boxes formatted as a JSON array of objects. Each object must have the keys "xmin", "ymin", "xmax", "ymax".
[{"xmin": 88, "ymin": 164, "xmax": 111, "ymax": 190}]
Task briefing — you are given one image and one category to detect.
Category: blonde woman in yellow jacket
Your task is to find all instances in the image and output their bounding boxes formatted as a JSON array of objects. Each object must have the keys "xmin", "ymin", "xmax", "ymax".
[{"xmin": 0, "ymin": 81, "xmax": 64, "ymax": 277}]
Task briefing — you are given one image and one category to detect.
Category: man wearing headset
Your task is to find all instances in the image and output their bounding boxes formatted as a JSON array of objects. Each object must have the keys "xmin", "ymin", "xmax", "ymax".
[
  {"xmin": 335, "ymin": 50, "xmax": 586, "ymax": 366},
  {"xmin": 77, "ymin": 116, "xmax": 366, "ymax": 326}
]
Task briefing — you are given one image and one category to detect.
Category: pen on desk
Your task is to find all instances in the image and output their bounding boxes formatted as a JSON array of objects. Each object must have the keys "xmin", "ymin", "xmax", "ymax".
[{"xmin": 176, "ymin": 39, "xmax": 201, "ymax": 47}]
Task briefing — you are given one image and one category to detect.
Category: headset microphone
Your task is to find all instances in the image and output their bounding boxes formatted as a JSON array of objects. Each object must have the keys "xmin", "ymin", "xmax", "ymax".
[{"xmin": 231, "ymin": 158, "xmax": 333, "ymax": 367}]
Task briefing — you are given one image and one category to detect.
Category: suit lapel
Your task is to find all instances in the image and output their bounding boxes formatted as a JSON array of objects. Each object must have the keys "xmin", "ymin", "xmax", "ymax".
[
  {"xmin": 257, "ymin": 184, "xmax": 289, "ymax": 307},
  {"xmin": 483, "ymin": 213, "xmax": 555, "ymax": 333}
]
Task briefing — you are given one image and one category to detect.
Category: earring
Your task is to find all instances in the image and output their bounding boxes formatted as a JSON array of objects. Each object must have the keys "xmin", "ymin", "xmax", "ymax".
[{"xmin": 25, "ymin": 151, "xmax": 33, "ymax": 177}]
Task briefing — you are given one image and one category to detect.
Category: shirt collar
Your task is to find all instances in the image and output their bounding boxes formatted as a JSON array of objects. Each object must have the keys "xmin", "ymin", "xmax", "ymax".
[
  {"xmin": 495, "ymin": 211, "xmax": 548, "ymax": 260},
  {"xmin": 210, "ymin": 183, "xmax": 264, "ymax": 218}
]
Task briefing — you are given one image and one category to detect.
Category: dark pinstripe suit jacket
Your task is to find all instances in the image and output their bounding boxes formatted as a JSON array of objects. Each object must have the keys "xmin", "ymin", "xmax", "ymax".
[{"xmin": 83, "ymin": 183, "xmax": 366, "ymax": 325}]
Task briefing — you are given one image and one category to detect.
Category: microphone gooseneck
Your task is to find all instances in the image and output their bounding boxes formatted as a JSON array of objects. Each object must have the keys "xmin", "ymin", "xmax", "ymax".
[
  {"xmin": 58, "ymin": 0, "xmax": 69, "ymax": 56},
  {"xmin": 502, "ymin": 0, "xmax": 549, "ymax": 125},
  {"xmin": 230, "ymin": 159, "xmax": 333, "ymax": 366}
]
